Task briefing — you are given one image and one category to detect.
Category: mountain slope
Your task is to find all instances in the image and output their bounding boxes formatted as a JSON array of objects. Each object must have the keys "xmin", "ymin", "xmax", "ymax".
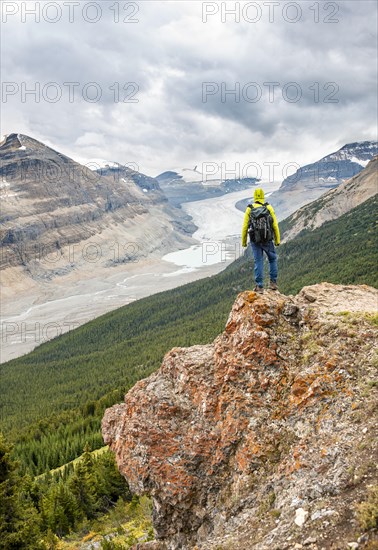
[
  {"xmin": 92, "ymin": 160, "xmax": 162, "ymax": 194},
  {"xmin": 0, "ymin": 133, "xmax": 141, "ymax": 267},
  {"xmin": 268, "ymin": 141, "xmax": 378, "ymax": 220},
  {"xmin": 103, "ymin": 283, "xmax": 378, "ymax": 549},
  {"xmin": 281, "ymin": 155, "xmax": 378, "ymax": 241},
  {"xmin": 0, "ymin": 133, "xmax": 196, "ymax": 323},
  {"xmin": 1, "ymin": 195, "xmax": 377, "ymax": 476}
]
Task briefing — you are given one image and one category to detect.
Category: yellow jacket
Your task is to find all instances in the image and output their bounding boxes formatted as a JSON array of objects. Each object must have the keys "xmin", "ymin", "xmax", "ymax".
[{"xmin": 241, "ymin": 188, "xmax": 280, "ymax": 247}]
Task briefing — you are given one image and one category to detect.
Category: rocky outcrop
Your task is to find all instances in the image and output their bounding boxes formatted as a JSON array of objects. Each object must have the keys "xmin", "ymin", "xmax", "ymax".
[
  {"xmin": 268, "ymin": 141, "xmax": 378, "ymax": 220},
  {"xmin": 102, "ymin": 283, "xmax": 378, "ymax": 549},
  {"xmin": 281, "ymin": 156, "xmax": 378, "ymax": 242}
]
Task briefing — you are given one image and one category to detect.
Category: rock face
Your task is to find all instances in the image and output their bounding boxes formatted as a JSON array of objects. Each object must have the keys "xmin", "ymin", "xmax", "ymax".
[
  {"xmin": 102, "ymin": 283, "xmax": 378, "ymax": 549},
  {"xmin": 268, "ymin": 141, "xmax": 378, "ymax": 220},
  {"xmin": 281, "ymin": 156, "xmax": 378, "ymax": 242}
]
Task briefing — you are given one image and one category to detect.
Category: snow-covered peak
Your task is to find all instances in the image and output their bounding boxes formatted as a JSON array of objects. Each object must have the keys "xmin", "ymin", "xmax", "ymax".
[
  {"xmin": 322, "ymin": 141, "xmax": 378, "ymax": 165},
  {"xmin": 180, "ymin": 166, "xmax": 205, "ymax": 183},
  {"xmin": 156, "ymin": 167, "xmax": 205, "ymax": 185},
  {"xmin": 157, "ymin": 167, "xmax": 256, "ymax": 187},
  {"xmin": 87, "ymin": 158, "xmax": 121, "ymax": 170}
]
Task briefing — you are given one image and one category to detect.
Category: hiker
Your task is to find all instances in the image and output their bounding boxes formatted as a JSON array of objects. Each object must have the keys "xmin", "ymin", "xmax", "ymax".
[{"xmin": 241, "ymin": 188, "xmax": 280, "ymax": 293}]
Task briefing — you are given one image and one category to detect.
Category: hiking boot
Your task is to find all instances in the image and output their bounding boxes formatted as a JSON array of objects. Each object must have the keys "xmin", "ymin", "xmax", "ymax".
[
  {"xmin": 254, "ymin": 285, "xmax": 264, "ymax": 294},
  {"xmin": 269, "ymin": 281, "xmax": 278, "ymax": 291}
]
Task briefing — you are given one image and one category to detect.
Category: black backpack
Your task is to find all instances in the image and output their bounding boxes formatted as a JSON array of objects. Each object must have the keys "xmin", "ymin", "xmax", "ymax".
[{"xmin": 248, "ymin": 202, "xmax": 274, "ymax": 244}]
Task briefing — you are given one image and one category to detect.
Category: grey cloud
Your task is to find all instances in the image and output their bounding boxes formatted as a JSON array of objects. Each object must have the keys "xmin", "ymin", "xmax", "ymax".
[{"xmin": 2, "ymin": 0, "xmax": 377, "ymax": 176}]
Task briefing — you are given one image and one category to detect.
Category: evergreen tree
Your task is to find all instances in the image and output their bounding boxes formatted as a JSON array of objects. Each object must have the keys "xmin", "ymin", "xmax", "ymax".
[
  {"xmin": 41, "ymin": 481, "xmax": 78, "ymax": 536},
  {"xmin": 68, "ymin": 444, "xmax": 96, "ymax": 519},
  {"xmin": 0, "ymin": 433, "xmax": 43, "ymax": 549},
  {"xmin": 93, "ymin": 451, "xmax": 131, "ymax": 511}
]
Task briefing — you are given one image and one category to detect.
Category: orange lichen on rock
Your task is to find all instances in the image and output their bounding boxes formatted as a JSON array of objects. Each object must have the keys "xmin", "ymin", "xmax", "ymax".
[{"xmin": 102, "ymin": 284, "xmax": 378, "ymax": 550}]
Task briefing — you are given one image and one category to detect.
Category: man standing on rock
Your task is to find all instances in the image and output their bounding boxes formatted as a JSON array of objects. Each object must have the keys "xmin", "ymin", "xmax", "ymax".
[{"xmin": 241, "ymin": 188, "xmax": 280, "ymax": 293}]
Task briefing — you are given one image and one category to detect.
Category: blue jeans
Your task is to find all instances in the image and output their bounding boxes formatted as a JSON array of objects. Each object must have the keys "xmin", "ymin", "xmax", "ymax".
[{"xmin": 251, "ymin": 241, "xmax": 278, "ymax": 287}]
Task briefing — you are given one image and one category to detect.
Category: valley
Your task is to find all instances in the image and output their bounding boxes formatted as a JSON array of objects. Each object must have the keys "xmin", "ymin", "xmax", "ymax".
[{"xmin": 1, "ymin": 187, "xmax": 279, "ymax": 362}]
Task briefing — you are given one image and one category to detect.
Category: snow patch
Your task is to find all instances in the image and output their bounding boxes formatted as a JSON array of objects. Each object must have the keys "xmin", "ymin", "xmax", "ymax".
[
  {"xmin": 180, "ymin": 167, "xmax": 204, "ymax": 183},
  {"xmin": 325, "ymin": 142, "xmax": 377, "ymax": 165},
  {"xmin": 349, "ymin": 156, "xmax": 369, "ymax": 167},
  {"xmin": 319, "ymin": 176, "xmax": 337, "ymax": 182},
  {"xmin": 17, "ymin": 133, "xmax": 26, "ymax": 150}
]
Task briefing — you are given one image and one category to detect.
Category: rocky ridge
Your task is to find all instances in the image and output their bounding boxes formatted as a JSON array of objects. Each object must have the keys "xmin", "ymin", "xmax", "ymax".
[
  {"xmin": 267, "ymin": 141, "xmax": 378, "ymax": 220},
  {"xmin": 103, "ymin": 283, "xmax": 378, "ymax": 550},
  {"xmin": 281, "ymin": 156, "xmax": 378, "ymax": 242}
]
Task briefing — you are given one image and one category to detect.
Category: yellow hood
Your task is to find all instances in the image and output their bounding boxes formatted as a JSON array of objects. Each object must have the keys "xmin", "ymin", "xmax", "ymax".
[{"xmin": 254, "ymin": 188, "xmax": 265, "ymax": 203}]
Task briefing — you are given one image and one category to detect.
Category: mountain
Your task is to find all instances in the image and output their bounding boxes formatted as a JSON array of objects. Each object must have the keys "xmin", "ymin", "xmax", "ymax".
[
  {"xmin": 156, "ymin": 166, "xmax": 259, "ymax": 207},
  {"xmin": 91, "ymin": 159, "xmax": 162, "ymax": 193},
  {"xmin": 0, "ymin": 133, "xmax": 194, "ymax": 283},
  {"xmin": 281, "ymin": 155, "xmax": 378, "ymax": 241},
  {"xmin": 103, "ymin": 283, "xmax": 378, "ymax": 549},
  {"xmin": 265, "ymin": 141, "xmax": 378, "ymax": 220}
]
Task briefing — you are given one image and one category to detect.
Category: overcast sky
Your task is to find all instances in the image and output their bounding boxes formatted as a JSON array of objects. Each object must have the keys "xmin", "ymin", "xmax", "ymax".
[{"xmin": 2, "ymin": 0, "xmax": 377, "ymax": 180}]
